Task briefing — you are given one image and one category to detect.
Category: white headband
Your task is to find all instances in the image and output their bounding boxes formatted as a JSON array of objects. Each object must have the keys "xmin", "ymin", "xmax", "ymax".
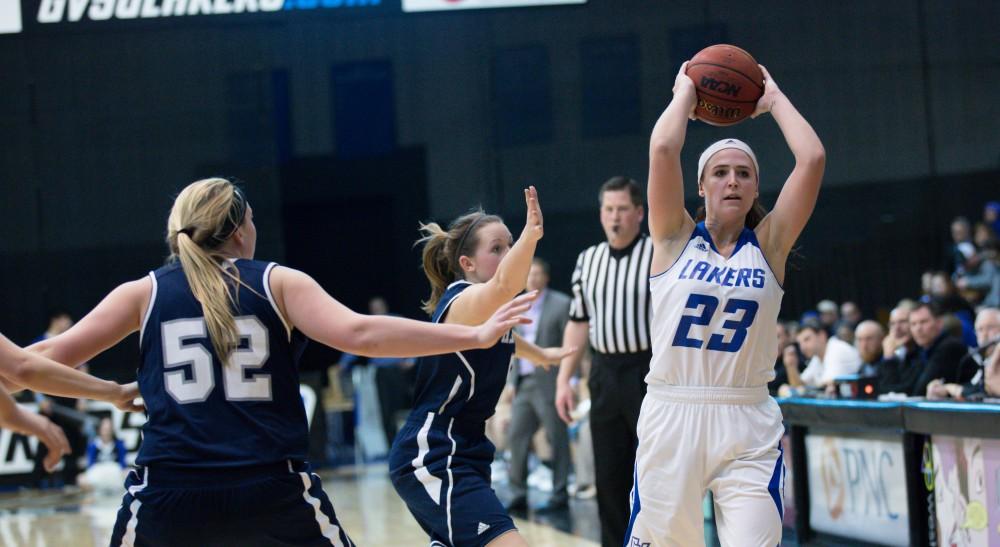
[{"xmin": 697, "ymin": 138, "xmax": 759, "ymax": 182}]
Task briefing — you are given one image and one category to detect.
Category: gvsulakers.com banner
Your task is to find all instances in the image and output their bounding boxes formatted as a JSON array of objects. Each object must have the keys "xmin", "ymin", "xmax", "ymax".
[
  {"xmin": 0, "ymin": 0, "xmax": 384, "ymax": 33},
  {"xmin": 403, "ymin": 0, "xmax": 583, "ymax": 11}
]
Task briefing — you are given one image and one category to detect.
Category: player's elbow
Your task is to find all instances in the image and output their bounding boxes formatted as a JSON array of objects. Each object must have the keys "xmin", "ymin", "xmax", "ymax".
[
  {"xmin": 797, "ymin": 143, "xmax": 826, "ymax": 169},
  {"xmin": 344, "ymin": 315, "xmax": 384, "ymax": 357},
  {"xmin": 650, "ymin": 137, "xmax": 680, "ymax": 158}
]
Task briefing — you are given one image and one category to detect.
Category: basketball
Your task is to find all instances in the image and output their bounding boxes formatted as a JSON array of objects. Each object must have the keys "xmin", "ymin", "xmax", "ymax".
[{"xmin": 686, "ymin": 44, "xmax": 764, "ymax": 126}]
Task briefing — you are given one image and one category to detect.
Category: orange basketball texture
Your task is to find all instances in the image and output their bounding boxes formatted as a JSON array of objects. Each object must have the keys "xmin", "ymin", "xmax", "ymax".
[{"xmin": 686, "ymin": 45, "xmax": 764, "ymax": 126}]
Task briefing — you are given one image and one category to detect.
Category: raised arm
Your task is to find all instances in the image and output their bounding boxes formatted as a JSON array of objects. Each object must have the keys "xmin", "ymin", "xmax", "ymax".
[
  {"xmin": 753, "ymin": 66, "xmax": 826, "ymax": 281},
  {"xmin": 648, "ymin": 62, "xmax": 698, "ymax": 272},
  {"xmin": 448, "ymin": 187, "xmax": 544, "ymax": 326},
  {"xmin": 29, "ymin": 278, "xmax": 150, "ymax": 368},
  {"xmin": 272, "ymin": 266, "xmax": 536, "ymax": 357},
  {"xmin": 0, "ymin": 334, "xmax": 138, "ymax": 409}
]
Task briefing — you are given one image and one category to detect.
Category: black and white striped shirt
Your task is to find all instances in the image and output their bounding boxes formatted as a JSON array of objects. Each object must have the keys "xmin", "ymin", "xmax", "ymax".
[{"xmin": 569, "ymin": 233, "xmax": 653, "ymax": 354}]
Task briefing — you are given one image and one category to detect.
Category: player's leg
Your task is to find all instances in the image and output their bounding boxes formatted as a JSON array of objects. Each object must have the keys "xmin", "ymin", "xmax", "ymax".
[
  {"xmin": 445, "ymin": 451, "xmax": 518, "ymax": 547},
  {"xmin": 486, "ymin": 529, "xmax": 529, "ymax": 547},
  {"xmin": 708, "ymin": 401, "xmax": 785, "ymax": 547},
  {"xmin": 709, "ymin": 446, "xmax": 784, "ymax": 547},
  {"xmin": 624, "ymin": 396, "xmax": 707, "ymax": 547}
]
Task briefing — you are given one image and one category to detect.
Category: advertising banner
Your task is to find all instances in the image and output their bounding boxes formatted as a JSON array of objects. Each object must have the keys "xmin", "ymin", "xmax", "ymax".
[
  {"xmin": 806, "ymin": 432, "xmax": 909, "ymax": 545},
  {"xmin": 932, "ymin": 435, "xmax": 1000, "ymax": 547}
]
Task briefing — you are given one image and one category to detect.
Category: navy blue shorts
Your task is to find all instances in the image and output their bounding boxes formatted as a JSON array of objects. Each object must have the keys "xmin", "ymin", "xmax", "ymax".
[
  {"xmin": 389, "ymin": 412, "xmax": 516, "ymax": 547},
  {"xmin": 109, "ymin": 461, "xmax": 354, "ymax": 547}
]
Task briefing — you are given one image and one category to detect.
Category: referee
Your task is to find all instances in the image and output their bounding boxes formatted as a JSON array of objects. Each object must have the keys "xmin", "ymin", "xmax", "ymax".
[{"xmin": 556, "ymin": 175, "xmax": 652, "ymax": 547}]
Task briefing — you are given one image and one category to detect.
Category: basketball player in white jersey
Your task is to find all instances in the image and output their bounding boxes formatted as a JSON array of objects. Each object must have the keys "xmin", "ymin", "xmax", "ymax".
[{"xmin": 625, "ymin": 63, "xmax": 825, "ymax": 546}]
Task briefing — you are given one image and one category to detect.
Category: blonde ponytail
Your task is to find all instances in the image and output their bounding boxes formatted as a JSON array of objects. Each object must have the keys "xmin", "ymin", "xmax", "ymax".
[{"xmin": 166, "ymin": 178, "xmax": 249, "ymax": 364}]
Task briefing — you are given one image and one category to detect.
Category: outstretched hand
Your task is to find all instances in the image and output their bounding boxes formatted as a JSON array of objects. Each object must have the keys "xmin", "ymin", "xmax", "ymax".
[
  {"xmin": 536, "ymin": 346, "xmax": 578, "ymax": 370},
  {"xmin": 114, "ymin": 382, "xmax": 145, "ymax": 413},
  {"xmin": 9, "ymin": 409, "xmax": 69, "ymax": 472},
  {"xmin": 476, "ymin": 291, "xmax": 539, "ymax": 348},
  {"xmin": 521, "ymin": 186, "xmax": 544, "ymax": 242},
  {"xmin": 751, "ymin": 65, "xmax": 783, "ymax": 119}
]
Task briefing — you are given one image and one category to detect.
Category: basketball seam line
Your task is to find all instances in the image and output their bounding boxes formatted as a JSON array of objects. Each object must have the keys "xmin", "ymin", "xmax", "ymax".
[{"xmin": 695, "ymin": 91, "xmax": 760, "ymax": 105}]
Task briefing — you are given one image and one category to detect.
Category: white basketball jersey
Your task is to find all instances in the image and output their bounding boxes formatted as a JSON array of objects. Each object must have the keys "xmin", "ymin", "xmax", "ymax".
[{"xmin": 648, "ymin": 222, "xmax": 783, "ymax": 387}]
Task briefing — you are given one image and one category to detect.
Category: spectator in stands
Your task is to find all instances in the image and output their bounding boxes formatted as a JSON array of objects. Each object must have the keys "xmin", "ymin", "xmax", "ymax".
[
  {"xmin": 949, "ymin": 216, "xmax": 977, "ymax": 276},
  {"xmin": 839, "ymin": 301, "xmax": 862, "ymax": 331},
  {"xmin": 927, "ymin": 308, "xmax": 1000, "ymax": 401},
  {"xmin": 854, "ymin": 321, "xmax": 884, "ymax": 376},
  {"xmin": 816, "ymin": 300, "xmax": 839, "ymax": 336},
  {"xmin": 909, "ymin": 301, "xmax": 971, "ymax": 397},
  {"xmin": 930, "ymin": 271, "xmax": 977, "ymax": 347},
  {"xmin": 956, "ymin": 251, "xmax": 999, "ymax": 310},
  {"xmin": 78, "ymin": 417, "xmax": 127, "ymax": 493},
  {"xmin": 877, "ymin": 304, "xmax": 924, "ymax": 395},
  {"xmin": 973, "ymin": 222, "xmax": 998, "ymax": 260},
  {"xmin": 836, "ymin": 323, "xmax": 855, "ymax": 346},
  {"xmin": 774, "ymin": 343, "xmax": 806, "ymax": 397},
  {"xmin": 984, "ymin": 345, "xmax": 1000, "ymax": 399},
  {"xmin": 796, "ymin": 318, "xmax": 862, "ymax": 389}
]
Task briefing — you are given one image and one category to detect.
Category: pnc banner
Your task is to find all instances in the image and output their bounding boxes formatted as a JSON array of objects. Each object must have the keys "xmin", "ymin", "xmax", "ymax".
[{"xmin": 806, "ymin": 432, "xmax": 909, "ymax": 546}]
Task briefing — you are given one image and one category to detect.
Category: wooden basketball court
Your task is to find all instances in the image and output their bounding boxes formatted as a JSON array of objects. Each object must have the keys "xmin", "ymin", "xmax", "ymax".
[{"xmin": 0, "ymin": 464, "xmax": 599, "ymax": 547}]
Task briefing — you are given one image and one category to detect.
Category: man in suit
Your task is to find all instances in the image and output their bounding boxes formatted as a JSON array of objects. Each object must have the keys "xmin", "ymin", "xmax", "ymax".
[{"xmin": 506, "ymin": 257, "xmax": 572, "ymax": 514}]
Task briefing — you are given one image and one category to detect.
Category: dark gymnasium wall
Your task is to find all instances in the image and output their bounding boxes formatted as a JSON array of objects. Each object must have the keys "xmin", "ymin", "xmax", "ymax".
[{"xmin": 0, "ymin": 0, "xmax": 997, "ymax": 378}]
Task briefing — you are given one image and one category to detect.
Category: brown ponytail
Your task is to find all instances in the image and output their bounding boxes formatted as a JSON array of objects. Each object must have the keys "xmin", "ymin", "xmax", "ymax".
[{"xmin": 417, "ymin": 210, "xmax": 501, "ymax": 315}]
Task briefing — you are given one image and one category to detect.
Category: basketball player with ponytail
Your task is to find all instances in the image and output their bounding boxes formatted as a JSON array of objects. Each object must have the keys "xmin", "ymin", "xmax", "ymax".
[
  {"xmin": 624, "ymin": 63, "xmax": 825, "ymax": 546},
  {"xmin": 390, "ymin": 187, "xmax": 573, "ymax": 547},
  {"xmin": 30, "ymin": 177, "xmax": 535, "ymax": 546}
]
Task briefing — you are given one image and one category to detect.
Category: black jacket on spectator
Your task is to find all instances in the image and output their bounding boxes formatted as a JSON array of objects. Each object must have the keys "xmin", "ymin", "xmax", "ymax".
[
  {"xmin": 959, "ymin": 353, "xmax": 991, "ymax": 399},
  {"xmin": 914, "ymin": 333, "xmax": 971, "ymax": 397},
  {"xmin": 877, "ymin": 345, "xmax": 924, "ymax": 396}
]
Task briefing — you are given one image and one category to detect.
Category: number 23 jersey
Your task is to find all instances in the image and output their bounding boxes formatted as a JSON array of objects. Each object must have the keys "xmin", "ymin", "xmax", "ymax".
[{"xmin": 648, "ymin": 222, "xmax": 783, "ymax": 388}]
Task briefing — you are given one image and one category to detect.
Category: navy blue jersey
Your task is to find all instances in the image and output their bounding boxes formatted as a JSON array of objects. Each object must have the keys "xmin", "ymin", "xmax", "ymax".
[
  {"xmin": 410, "ymin": 281, "xmax": 516, "ymax": 425},
  {"xmin": 137, "ymin": 259, "xmax": 309, "ymax": 468}
]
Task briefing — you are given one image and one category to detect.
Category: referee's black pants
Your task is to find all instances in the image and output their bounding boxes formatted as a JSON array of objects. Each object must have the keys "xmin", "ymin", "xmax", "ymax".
[{"xmin": 588, "ymin": 350, "xmax": 649, "ymax": 547}]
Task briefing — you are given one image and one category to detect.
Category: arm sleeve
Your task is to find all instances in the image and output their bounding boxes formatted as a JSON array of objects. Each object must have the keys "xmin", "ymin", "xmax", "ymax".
[
  {"xmin": 799, "ymin": 357, "xmax": 822, "ymax": 387},
  {"xmin": 963, "ymin": 261, "xmax": 998, "ymax": 290}
]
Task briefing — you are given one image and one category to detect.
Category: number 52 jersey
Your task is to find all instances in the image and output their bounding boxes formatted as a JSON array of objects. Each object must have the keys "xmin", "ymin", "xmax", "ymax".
[{"xmin": 648, "ymin": 222, "xmax": 783, "ymax": 388}]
